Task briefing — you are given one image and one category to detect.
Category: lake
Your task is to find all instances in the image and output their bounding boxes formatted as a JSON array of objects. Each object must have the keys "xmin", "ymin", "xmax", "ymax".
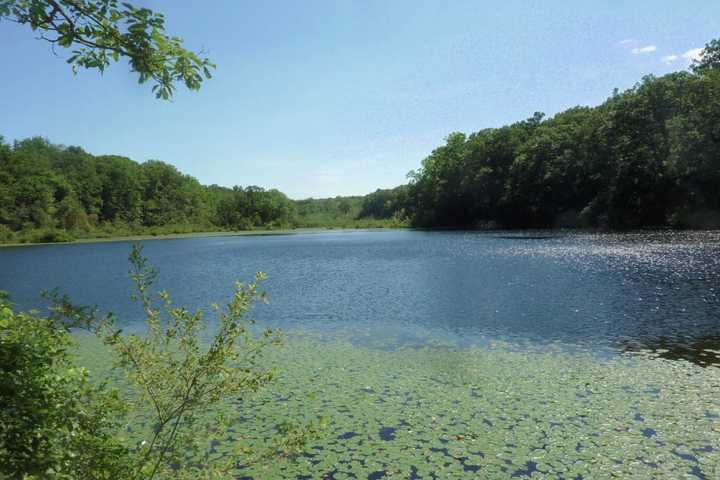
[
  {"xmin": 2, "ymin": 229, "xmax": 720, "ymax": 362},
  {"xmin": 3, "ymin": 229, "xmax": 720, "ymax": 478}
]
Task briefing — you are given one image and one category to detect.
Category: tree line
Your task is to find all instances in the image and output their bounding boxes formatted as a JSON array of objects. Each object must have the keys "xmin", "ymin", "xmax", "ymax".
[
  {"xmin": 363, "ymin": 39, "xmax": 720, "ymax": 230},
  {"xmin": 3, "ymin": 39, "xmax": 720, "ymax": 243},
  {"xmin": 0, "ymin": 138, "xmax": 343, "ymax": 243},
  {"xmin": 0, "ymin": 137, "xmax": 405, "ymax": 243}
]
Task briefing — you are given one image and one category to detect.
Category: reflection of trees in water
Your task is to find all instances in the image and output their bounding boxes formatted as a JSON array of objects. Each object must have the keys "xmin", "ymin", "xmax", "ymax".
[{"xmin": 617, "ymin": 335, "xmax": 720, "ymax": 367}]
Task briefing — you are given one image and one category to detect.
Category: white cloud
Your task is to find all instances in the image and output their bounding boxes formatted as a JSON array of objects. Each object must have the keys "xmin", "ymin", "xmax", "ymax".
[
  {"xmin": 661, "ymin": 47, "xmax": 705, "ymax": 66},
  {"xmin": 682, "ymin": 48, "xmax": 704, "ymax": 62},
  {"xmin": 619, "ymin": 38, "xmax": 635, "ymax": 46},
  {"xmin": 631, "ymin": 45, "xmax": 657, "ymax": 54}
]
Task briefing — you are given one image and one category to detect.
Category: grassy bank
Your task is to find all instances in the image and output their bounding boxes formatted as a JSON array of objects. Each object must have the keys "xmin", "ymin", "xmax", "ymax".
[{"xmin": 0, "ymin": 219, "xmax": 407, "ymax": 247}]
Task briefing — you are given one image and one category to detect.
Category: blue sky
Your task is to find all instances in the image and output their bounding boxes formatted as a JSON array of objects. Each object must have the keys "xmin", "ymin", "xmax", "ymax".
[{"xmin": 1, "ymin": 1, "xmax": 719, "ymax": 198}]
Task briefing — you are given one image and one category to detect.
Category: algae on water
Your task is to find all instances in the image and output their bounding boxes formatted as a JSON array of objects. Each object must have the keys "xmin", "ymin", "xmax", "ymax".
[{"xmin": 74, "ymin": 333, "xmax": 720, "ymax": 479}]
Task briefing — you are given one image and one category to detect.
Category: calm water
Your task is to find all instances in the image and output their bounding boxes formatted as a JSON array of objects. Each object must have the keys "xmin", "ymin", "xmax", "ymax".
[{"xmin": 2, "ymin": 230, "xmax": 720, "ymax": 362}]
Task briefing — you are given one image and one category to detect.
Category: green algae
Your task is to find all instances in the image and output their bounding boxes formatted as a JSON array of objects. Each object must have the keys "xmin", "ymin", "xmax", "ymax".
[{"xmin": 73, "ymin": 333, "xmax": 720, "ymax": 479}]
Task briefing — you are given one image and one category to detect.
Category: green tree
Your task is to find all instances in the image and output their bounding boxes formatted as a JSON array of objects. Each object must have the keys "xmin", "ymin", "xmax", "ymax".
[
  {"xmin": 359, "ymin": 186, "xmax": 408, "ymax": 220},
  {"xmin": 96, "ymin": 155, "xmax": 144, "ymax": 224},
  {"xmin": 140, "ymin": 160, "xmax": 208, "ymax": 226},
  {"xmin": 216, "ymin": 186, "xmax": 294, "ymax": 230},
  {"xmin": 691, "ymin": 38, "xmax": 720, "ymax": 74}
]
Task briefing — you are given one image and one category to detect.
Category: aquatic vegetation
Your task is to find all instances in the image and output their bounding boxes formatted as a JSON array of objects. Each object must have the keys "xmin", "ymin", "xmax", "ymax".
[
  {"xmin": 241, "ymin": 340, "xmax": 720, "ymax": 479},
  {"xmin": 75, "ymin": 334, "xmax": 720, "ymax": 479}
]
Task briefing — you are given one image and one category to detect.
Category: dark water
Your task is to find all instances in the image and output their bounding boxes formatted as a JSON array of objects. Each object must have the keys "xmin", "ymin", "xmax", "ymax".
[{"xmin": 2, "ymin": 230, "xmax": 720, "ymax": 362}]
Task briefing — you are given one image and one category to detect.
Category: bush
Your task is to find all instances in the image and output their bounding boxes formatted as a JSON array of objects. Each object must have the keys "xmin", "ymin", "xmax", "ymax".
[
  {"xmin": 0, "ymin": 224, "xmax": 14, "ymax": 243},
  {"xmin": 0, "ymin": 293, "xmax": 131, "ymax": 479},
  {"xmin": 23, "ymin": 228, "xmax": 76, "ymax": 244}
]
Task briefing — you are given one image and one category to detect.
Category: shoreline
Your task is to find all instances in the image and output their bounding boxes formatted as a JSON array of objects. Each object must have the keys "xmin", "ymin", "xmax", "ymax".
[{"xmin": 0, "ymin": 227, "xmax": 406, "ymax": 248}]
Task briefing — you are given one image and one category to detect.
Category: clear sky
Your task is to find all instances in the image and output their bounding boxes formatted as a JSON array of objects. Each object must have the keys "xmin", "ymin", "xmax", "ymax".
[{"xmin": 1, "ymin": 1, "xmax": 719, "ymax": 199}]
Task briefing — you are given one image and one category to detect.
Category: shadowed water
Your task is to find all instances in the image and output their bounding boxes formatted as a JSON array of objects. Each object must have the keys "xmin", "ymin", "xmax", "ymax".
[{"xmin": 2, "ymin": 230, "xmax": 720, "ymax": 363}]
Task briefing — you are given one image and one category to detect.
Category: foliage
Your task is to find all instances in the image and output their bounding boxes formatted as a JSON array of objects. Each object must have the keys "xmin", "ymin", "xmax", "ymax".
[
  {"xmin": 691, "ymin": 38, "xmax": 720, "ymax": 74},
  {"xmin": 359, "ymin": 186, "xmax": 409, "ymax": 221},
  {"xmin": 215, "ymin": 186, "xmax": 294, "ymax": 230},
  {"xmin": 0, "ymin": 138, "xmax": 299, "ymax": 243},
  {"xmin": 0, "ymin": 138, "xmax": 404, "ymax": 243},
  {"xmin": 115, "ymin": 244, "xmax": 282, "ymax": 478},
  {"xmin": 292, "ymin": 196, "xmax": 365, "ymax": 228},
  {"xmin": 0, "ymin": 292, "xmax": 131, "ymax": 479},
  {"xmin": 0, "ymin": 0, "xmax": 214, "ymax": 99},
  {"xmin": 291, "ymin": 196, "xmax": 407, "ymax": 228}
]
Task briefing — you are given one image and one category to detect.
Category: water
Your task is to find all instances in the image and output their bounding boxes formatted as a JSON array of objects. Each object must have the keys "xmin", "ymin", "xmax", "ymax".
[
  {"xmin": 2, "ymin": 230, "xmax": 720, "ymax": 363},
  {"xmin": 6, "ymin": 230, "xmax": 720, "ymax": 478}
]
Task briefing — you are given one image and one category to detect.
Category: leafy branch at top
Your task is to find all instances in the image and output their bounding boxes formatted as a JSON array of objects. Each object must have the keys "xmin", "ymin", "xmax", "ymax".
[{"xmin": 0, "ymin": 0, "xmax": 215, "ymax": 99}]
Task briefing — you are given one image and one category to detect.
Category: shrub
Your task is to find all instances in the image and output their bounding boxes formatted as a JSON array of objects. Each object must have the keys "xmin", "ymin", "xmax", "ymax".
[
  {"xmin": 0, "ymin": 293, "xmax": 131, "ymax": 479},
  {"xmin": 27, "ymin": 228, "xmax": 76, "ymax": 244},
  {"xmin": 0, "ymin": 224, "xmax": 14, "ymax": 243}
]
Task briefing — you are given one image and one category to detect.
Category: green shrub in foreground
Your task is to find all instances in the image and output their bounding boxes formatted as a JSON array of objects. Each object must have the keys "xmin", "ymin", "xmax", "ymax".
[{"xmin": 0, "ymin": 292, "xmax": 130, "ymax": 479}]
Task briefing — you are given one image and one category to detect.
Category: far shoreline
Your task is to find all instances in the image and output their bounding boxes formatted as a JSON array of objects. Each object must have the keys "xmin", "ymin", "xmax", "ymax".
[{"xmin": 0, "ymin": 227, "xmax": 407, "ymax": 248}]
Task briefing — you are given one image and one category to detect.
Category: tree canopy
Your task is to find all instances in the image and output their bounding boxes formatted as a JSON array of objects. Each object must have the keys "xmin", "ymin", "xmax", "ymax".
[
  {"xmin": 0, "ymin": 138, "xmax": 300, "ymax": 242},
  {"xmin": 0, "ymin": 137, "xmax": 405, "ymax": 243}
]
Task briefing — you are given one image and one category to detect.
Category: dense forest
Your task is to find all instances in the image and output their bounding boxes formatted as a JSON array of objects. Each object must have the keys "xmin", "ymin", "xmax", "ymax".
[
  {"xmin": 0, "ymin": 137, "xmax": 283, "ymax": 242},
  {"xmin": 3, "ymin": 39, "xmax": 720, "ymax": 243},
  {"xmin": 372, "ymin": 39, "xmax": 720, "ymax": 230},
  {"xmin": 0, "ymin": 138, "xmax": 401, "ymax": 244}
]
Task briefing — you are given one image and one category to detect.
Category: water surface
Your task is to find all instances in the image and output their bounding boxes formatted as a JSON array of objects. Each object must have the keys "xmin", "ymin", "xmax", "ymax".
[{"xmin": 3, "ymin": 230, "xmax": 720, "ymax": 362}]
